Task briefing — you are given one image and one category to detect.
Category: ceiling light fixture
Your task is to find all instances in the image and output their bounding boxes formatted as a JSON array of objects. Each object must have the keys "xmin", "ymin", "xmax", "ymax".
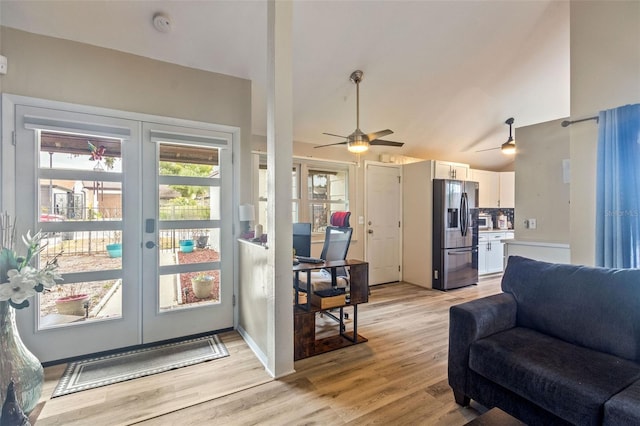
[
  {"xmin": 501, "ymin": 117, "xmax": 516, "ymax": 155},
  {"xmin": 347, "ymin": 131, "xmax": 370, "ymax": 153},
  {"xmin": 315, "ymin": 70, "xmax": 403, "ymax": 154},
  {"xmin": 152, "ymin": 13, "xmax": 172, "ymax": 33}
]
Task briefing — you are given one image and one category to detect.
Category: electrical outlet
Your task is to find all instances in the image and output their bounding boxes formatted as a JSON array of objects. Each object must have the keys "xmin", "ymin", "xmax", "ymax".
[{"xmin": 529, "ymin": 218, "xmax": 537, "ymax": 229}]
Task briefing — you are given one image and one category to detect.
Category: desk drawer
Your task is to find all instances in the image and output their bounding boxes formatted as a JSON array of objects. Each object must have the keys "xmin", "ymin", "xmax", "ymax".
[{"xmin": 311, "ymin": 293, "xmax": 345, "ymax": 309}]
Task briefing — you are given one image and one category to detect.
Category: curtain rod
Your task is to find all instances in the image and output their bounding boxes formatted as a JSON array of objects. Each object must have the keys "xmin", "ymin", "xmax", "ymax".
[{"xmin": 561, "ymin": 116, "xmax": 599, "ymax": 127}]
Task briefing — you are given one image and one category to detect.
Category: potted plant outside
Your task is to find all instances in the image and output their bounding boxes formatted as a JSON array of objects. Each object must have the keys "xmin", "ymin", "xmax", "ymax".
[
  {"xmin": 106, "ymin": 244, "xmax": 122, "ymax": 258},
  {"xmin": 54, "ymin": 284, "xmax": 90, "ymax": 316},
  {"xmin": 106, "ymin": 231, "xmax": 122, "ymax": 258},
  {"xmin": 196, "ymin": 235, "xmax": 209, "ymax": 249},
  {"xmin": 191, "ymin": 274, "xmax": 214, "ymax": 299},
  {"xmin": 179, "ymin": 239, "xmax": 194, "ymax": 253}
]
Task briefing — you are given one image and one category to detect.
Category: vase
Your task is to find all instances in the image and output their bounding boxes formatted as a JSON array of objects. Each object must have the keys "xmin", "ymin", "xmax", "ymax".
[{"xmin": 0, "ymin": 301, "xmax": 43, "ymax": 418}]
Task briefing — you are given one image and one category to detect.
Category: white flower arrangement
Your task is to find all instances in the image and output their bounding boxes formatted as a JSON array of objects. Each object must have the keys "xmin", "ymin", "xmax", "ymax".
[{"xmin": 0, "ymin": 215, "xmax": 63, "ymax": 309}]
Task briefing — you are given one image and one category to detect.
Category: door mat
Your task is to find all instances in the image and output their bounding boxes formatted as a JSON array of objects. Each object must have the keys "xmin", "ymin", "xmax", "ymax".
[{"xmin": 52, "ymin": 334, "xmax": 228, "ymax": 397}]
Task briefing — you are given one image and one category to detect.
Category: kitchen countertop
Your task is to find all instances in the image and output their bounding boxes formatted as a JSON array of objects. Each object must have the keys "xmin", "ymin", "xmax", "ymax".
[{"xmin": 479, "ymin": 229, "xmax": 514, "ymax": 233}]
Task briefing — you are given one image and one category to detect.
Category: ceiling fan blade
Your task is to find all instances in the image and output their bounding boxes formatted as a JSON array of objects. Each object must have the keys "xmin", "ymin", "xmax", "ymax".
[
  {"xmin": 366, "ymin": 129, "xmax": 393, "ymax": 141},
  {"xmin": 314, "ymin": 141, "xmax": 348, "ymax": 148},
  {"xmin": 475, "ymin": 146, "xmax": 501, "ymax": 153},
  {"xmin": 322, "ymin": 132, "xmax": 349, "ymax": 139},
  {"xmin": 369, "ymin": 139, "xmax": 404, "ymax": 147}
]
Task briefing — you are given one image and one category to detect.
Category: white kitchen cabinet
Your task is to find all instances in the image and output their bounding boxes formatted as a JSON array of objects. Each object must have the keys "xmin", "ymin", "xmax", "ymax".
[
  {"xmin": 478, "ymin": 232, "xmax": 506, "ymax": 275},
  {"xmin": 468, "ymin": 169, "xmax": 514, "ymax": 208},
  {"xmin": 470, "ymin": 169, "xmax": 500, "ymax": 208},
  {"xmin": 434, "ymin": 161, "xmax": 469, "ymax": 180},
  {"xmin": 499, "ymin": 172, "xmax": 515, "ymax": 208}
]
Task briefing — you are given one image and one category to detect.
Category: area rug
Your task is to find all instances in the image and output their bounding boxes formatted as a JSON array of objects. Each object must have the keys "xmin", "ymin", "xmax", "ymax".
[{"xmin": 52, "ymin": 334, "xmax": 228, "ymax": 397}]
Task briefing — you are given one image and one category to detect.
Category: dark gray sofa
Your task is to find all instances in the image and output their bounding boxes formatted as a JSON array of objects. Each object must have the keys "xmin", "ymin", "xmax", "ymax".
[{"xmin": 449, "ymin": 256, "xmax": 640, "ymax": 425}]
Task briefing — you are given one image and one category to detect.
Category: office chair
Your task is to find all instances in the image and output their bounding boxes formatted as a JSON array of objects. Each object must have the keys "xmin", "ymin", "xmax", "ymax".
[
  {"xmin": 320, "ymin": 212, "xmax": 352, "ymax": 278},
  {"xmin": 297, "ymin": 211, "xmax": 353, "ymax": 293}
]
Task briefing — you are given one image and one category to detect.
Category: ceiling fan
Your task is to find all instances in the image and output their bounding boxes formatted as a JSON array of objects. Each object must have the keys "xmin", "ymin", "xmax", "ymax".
[
  {"xmin": 315, "ymin": 70, "xmax": 404, "ymax": 154},
  {"xmin": 476, "ymin": 117, "xmax": 516, "ymax": 155}
]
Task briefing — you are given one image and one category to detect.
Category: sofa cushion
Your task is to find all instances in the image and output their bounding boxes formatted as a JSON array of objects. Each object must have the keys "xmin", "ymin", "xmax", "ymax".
[
  {"xmin": 501, "ymin": 256, "xmax": 640, "ymax": 363},
  {"xmin": 604, "ymin": 380, "xmax": 640, "ymax": 426},
  {"xmin": 469, "ymin": 327, "xmax": 640, "ymax": 426}
]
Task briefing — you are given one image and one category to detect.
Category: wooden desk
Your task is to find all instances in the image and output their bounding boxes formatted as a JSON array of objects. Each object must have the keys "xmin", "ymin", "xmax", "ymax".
[{"xmin": 293, "ymin": 259, "xmax": 368, "ymax": 360}]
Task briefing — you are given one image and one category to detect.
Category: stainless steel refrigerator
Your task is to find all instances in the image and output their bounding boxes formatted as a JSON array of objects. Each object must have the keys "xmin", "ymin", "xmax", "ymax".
[{"xmin": 432, "ymin": 179, "xmax": 479, "ymax": 290}]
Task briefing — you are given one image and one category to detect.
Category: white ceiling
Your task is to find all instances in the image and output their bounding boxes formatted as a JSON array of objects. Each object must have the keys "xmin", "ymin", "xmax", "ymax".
[{"xmin": 0, "ymin": 0, "xmax": 570, "ymax": 170}]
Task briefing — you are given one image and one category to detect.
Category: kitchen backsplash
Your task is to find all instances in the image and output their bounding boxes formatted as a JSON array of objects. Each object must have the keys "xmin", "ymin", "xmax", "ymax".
[{"xmin": 479, "ymin": 208, "xmax": 515, "ymax": 229}]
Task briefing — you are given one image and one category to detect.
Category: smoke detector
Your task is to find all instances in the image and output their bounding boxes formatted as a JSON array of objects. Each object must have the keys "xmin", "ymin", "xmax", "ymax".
[{"xmin": 152, "ymin": 13, "xmax": 171, "ymax": 33}]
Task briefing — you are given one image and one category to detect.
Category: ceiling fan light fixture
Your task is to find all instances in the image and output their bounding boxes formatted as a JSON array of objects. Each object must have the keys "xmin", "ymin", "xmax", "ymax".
[
  {"xmin": 348, "ymin": 140, "xmax": 369, "ymax": 153},
  {"xmin": 501, "ymin": 117, "xmax": 516, "ymax": 155},
  {"xmin": 316, "ymin": 70, "xmax": 403, "ymax": 152},
  {"xmin": 501, "ymin": 137, "xmax": 516, "ymax": 154}
]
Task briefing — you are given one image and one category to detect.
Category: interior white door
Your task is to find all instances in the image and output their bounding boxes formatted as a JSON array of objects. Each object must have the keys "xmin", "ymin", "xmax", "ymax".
[
  {"xmin": 140, "ymin": 123, "xmax": 234, "ymax": 343},
  {"xmin": 365, "ymin": 163, "xmax": 402, "ymax": 285},
  {"xmin": 11, "ymin": 104, "xmax": 141, "ymax": 362}
]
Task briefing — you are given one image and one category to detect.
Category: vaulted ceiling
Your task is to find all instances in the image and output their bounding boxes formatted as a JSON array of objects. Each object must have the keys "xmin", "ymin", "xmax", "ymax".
[{"xmin": 0, "ymin": 0, "xmax": 570, "ymax": 170}]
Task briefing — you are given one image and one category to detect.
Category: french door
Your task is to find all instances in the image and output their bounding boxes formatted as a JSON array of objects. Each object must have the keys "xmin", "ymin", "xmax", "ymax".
[
  {"xmin": 8, "ymin": 99, "xmax": 234, "ymax": 362},
  {"xmin": 140, "ymin": 122, "xmax": 233, "ymax": 343}
]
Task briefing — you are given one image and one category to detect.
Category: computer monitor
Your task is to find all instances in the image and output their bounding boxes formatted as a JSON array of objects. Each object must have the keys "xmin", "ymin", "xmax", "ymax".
[{"xmin": 292, "ymin": 222, "xmax": 312, "ymax": 257}]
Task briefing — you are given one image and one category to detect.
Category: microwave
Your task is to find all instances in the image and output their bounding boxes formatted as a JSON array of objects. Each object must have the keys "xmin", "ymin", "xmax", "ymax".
[{"xmin": 478, "ymin": 214, "xmax": 493, "ymax": 230}]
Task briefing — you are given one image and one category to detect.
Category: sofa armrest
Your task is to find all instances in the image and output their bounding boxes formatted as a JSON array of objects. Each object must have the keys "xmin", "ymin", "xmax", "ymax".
[{"xmin": 448, "ymin": 293, "xmax": 517, "ymax": 399}]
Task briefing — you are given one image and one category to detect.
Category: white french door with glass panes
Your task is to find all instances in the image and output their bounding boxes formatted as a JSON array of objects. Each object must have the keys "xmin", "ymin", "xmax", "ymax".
[
  {"xmin": 8, "ymin": 99, "xmax": 235, "ymax": 362},
  {"xmin": 140, "ymin": 123, "xmax": 233, "ymax": 343},
  {"xmin": 12, "ymin": 105, "xmax": 141, "ymax": 362}
]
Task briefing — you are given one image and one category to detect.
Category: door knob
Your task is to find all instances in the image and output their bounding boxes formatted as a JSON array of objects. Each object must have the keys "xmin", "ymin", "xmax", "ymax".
[
  {"xmin": 145, "ymin": 241, "xmax": 157, "ymax": 249},
  {"xmin": 368, "ymin": 229, "xmax": 374, "ymax": 234}
]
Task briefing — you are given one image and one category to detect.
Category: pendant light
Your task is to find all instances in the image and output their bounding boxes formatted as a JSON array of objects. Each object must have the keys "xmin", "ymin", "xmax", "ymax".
[{"xmin": 501, "ymin": 117, "xmax": 516, "ymax": 154}]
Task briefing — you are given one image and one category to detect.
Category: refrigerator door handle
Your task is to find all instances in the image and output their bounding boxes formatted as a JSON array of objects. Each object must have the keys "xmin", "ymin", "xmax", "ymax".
[
  {"xmin": 460, "ymin": 193, "xmax": 468, "ymax": 236},
  {"xmin": 448, "ymin": 248, "xmax": 478, "ymax": 255}
]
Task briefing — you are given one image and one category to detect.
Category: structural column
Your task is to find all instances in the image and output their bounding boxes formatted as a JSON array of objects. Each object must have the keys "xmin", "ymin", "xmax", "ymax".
[{"xmin": 265, "ymin": 0, "xmax": 294, "ymax": 377}]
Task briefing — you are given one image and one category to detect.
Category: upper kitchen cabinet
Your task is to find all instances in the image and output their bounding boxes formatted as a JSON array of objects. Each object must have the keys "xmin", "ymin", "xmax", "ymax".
[
  {"xmin": 499, "ymin": 172, "xmax": 515, "ymax": 208},
  {"xmin": 470, "ymin": 169, "xmax": 515, "ymax": 208},
  {"xmin": 434, "ymin": 160, "xmax": 469, "ymax": 180},
  {"xmin": 470, "ymin": 169, "xmax": 500, "ymax": 207}
]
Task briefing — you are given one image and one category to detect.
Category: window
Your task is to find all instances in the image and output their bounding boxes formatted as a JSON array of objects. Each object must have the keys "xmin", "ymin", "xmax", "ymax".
[
  {"xmin": 253, "ymin": 153, "xmax": 354, "ymax": 239},
  {"xmin": 255, "ymin": 155, "xmax": 300, "ymax": 230},
  {"xmin": 307, "ymin": 168, "xmax": 348, "ymax": 233}
]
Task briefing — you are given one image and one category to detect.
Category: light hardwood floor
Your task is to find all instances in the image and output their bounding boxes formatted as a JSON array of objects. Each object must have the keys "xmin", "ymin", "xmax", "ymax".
[{"xmin": 35, "ymin": 276, "xmax": 502, "ymax": 425}]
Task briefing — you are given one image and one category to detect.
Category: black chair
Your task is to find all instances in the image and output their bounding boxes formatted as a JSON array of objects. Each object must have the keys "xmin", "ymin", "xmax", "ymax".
[
  {"xmin": 319, "ymin": 212, "xmax": 352, "ymax": 277},
  {"xmin": 298, "ymin": 212, "xmax": 353, "ymax": 293}
]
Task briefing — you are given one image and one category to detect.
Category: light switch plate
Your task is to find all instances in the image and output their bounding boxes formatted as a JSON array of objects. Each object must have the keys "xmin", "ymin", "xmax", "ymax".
[
  {"xmin": 0, "ymin": 55, "xmax": 7, "ymax": 75},
  {"xmin": 529, "ymin": 218, "xmax": 537, "ymax": 229}
]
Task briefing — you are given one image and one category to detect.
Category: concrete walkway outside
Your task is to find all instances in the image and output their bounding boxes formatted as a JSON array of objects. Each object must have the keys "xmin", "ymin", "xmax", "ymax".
[{"xmin": 96, "ymin": 249, "xmax": 178, "ymax": 317}]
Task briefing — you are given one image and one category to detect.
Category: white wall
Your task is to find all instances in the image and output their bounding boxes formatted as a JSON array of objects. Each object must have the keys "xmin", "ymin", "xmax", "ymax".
[
  {"xmin": 514, "ymin": 118, "xmax": 570, "ymax": 243},
  {"xmin": 569, "ymin": 1, "xmax": 640, "ymax": 265}
]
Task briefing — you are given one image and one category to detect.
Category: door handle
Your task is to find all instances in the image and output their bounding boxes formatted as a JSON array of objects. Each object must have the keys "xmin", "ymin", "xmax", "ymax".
[
  {"xmin": 368, "ymin": 229, "xmax": 374, "ymax": 234},
  {"xmin": 145, "ymin": 241, "xmax": 157, "ymax": 249},
  {"xmin": 448, "ymin": 249, "xmax": 474, "ymax": 255}
]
